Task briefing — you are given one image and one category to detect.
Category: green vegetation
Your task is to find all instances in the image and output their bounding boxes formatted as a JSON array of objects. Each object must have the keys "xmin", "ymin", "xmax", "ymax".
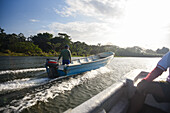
[{"xmin": 0, "ymin": 27, "xmax": 169, "ymax": 57}]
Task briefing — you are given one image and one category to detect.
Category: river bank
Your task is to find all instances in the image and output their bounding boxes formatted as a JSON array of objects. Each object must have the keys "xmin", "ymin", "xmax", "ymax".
[
  {"xmin": 0, "ymin": 51, "xmax": 58, "ymax": 57},
  {"xmin": 0, "ymin": 52, "xmax": 87, "ymax": 57},
  {"xmin": 0, "ymin": 52, "xmax": 163, "ymax": 57}
]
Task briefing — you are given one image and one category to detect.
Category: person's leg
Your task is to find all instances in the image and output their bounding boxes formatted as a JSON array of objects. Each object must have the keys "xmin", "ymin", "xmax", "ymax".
[
  {"xmin": 145, "ymin": 82, "xmax": 164, "ymax": 98},
  {"xmin": 62, "ymin": 60, "xmax": 70, "ymax": 65},
  {"xmin": 62, "ymin": 60, "xmax": 70, "ymax": 74},
  {"xmin": 127, "ymin": 82, "xmax": 164, "ymax": 113},
  {"xmin": 62, "ymin": 60, "xmax": 65, "ymax": 65},
  {"xmin": 127, "ymin": 91, "xmax": 146, "ymax": 113}
]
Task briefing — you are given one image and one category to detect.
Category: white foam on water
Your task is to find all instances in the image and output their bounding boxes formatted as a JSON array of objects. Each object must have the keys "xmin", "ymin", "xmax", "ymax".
[
  {"xmin": 0, "ymin": 68, "xmax": 46, "ymax": 75},
  {"xmin": 1, "ymin": 66, "xmax": 112, "ymax": 112},
  {"xmin": 0, "ymin": 78, "xmax": 49, "ymax": 92}
]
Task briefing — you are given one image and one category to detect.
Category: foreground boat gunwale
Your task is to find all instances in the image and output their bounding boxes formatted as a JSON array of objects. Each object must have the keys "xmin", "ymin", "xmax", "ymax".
[{"xmin": 64, "ymin": 70, "xmax": 170, "ymax": 113}]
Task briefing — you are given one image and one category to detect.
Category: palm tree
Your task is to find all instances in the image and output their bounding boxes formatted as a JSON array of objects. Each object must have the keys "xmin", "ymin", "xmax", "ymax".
[{"xmin": 0, "ymin": 27, "xmax": 5, "ymax": 33}]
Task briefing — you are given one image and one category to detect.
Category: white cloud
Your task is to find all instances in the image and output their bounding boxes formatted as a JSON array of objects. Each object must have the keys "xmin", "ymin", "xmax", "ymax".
[
  {"xmin": 42, "ymin": 0, "xmax": 170, "ymax": 50},
  {"xmin": 51, "ymin": 0, "xmax": 128, "ymax": 44},
  {"xmin": 116, "ymin": 0, "xmax": 170, "ymax": 49},
  {"xmin": 37, "ymin": 30, "xmax": 54, "ymax": 34},
  {"xmin": 38, "ymin": 21, "xmax": 116, "ymax": 44},
  {"xmin": 29, "ymin": 19, "xmax": 39, "ymax": 22},
  {"xmin": 55, "ymin": 0, "xmax": 126, "ymax": 21}
]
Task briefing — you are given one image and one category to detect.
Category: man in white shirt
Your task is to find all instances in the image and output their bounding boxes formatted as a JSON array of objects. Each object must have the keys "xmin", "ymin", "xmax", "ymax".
[{"xmin": 127, "ymin": 51, "xmax": 170, "ymax": 113}]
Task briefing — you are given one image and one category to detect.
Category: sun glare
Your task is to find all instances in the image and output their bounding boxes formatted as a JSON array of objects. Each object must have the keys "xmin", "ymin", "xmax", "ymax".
[{"xmin": 112, "ymin": 0, "xmax": 170, "ymax": 49}]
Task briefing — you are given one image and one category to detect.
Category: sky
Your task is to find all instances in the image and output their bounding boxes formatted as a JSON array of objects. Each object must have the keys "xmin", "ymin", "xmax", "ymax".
[{"xmin": 0, "ymin": 0, "xmax": 170, "ymax": 50}]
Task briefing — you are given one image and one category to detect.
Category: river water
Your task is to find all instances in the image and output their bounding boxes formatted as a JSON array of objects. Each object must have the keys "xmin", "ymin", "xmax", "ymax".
[{"xmin": 0, "ymin": 56, "xmax": 161, "ymax": 113}]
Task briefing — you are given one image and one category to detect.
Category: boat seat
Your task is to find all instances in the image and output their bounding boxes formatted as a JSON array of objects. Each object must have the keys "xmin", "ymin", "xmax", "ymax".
[
  {"xmin": 92, "ymin": 56, "xmax": 100, "ymax": 61},
  {"xmin": 80, "ymin": 58, "xmax": 88, "ymax": 63},
  {"xmin": 145, "ymin": 94, "xmax": 170, "ymax": 113},
  {"xmin": 70, "ymin": 60, "xmax": 81, "ymax": 66},
  {"xmin": 87, "ymin": 57, "xmax": 93, "ymax": 62}
]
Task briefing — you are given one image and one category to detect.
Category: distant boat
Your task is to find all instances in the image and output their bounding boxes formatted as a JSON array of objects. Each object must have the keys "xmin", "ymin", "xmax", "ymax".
[
  {"xmin": 65, "ymin": 70, "xmax": 170, "ymax": 113},
  {"xmin": 45, "ymin": 52, "xmax": 114, "ymax": 78}
]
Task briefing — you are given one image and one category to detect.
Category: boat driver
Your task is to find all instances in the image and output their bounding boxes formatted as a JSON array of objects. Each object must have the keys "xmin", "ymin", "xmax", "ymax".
[
  {"xmin": 127, "ymin": 51, "xmax": 170, "ymax": 113},
  {"xmin": 58, "ymin": 45, "xmax": 72, "ymax": 65}
]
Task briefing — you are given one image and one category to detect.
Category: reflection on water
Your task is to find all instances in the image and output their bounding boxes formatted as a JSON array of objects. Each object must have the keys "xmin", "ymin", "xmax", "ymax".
[{"xmin": 0, "ymin": 56, "xmax": 161, "ymax": 113}]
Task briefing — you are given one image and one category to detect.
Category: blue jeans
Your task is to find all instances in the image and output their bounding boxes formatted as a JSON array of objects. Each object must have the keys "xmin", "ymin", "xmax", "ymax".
[{"xmin": 62, "ymin": 60, "xmax": 70, "ymax": 65}]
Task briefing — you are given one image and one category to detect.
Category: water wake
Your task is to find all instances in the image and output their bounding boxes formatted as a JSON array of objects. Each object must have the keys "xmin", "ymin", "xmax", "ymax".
[
  {"xmin": 0, "ymin": 68, "xmax": 46, "ymax": 75},
  {"xmin": 0, "ymin": 78, "xmax": 49, "ymax": 92},
  {"xmin": 0, "ymin": 66, "xmax": 111, "ymax": 112}
]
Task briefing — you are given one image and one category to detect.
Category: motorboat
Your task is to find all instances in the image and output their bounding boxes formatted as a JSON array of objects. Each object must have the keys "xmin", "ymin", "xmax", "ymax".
[{"xmin": 45, "ymin": 52, "xmax": 114, "ymax": 78}]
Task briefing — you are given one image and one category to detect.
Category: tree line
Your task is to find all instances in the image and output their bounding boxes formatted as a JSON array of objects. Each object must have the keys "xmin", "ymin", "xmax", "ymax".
[{"xmin": 0, "ymin": 27, "xmax": 169, "ymax": 57}]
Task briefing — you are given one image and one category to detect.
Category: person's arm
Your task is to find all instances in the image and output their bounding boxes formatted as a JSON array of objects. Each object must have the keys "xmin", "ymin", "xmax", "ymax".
[
  {"xmin": 136, "ymin": 67, "xmax": 163, "ymax": 94},
  {"xmin": 137, "ymin": 51, "xmax": 170, "ymax": 93},
  {"xmin": 143, "ymin": 67, "xmax": 164, "ymax": 82},
  {"xmin": 143, "ymin": 51, "xmax": 170, "ymax": 81},
  {"xmin": 58, "ymin": 51, "xmax": 62, "ymax": 61},
  {"xmin": 68, "ymin": 50, "xmax": 71, "ymax": 62},
  {"xmin": 137, "ymin": 67, "xmax": 163, "ymax": 94}
]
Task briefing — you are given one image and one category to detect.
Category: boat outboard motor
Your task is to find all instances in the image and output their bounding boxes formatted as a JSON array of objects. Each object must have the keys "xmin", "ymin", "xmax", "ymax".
[{"xmin": 45, "ymin": 59, "xmax": 59, "ymax": 78}]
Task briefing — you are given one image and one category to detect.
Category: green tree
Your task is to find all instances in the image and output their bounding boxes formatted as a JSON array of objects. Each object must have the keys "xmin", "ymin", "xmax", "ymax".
[
  {"xmin": 9, "ymin": 42, "xmax": 42, "ymax": 54},
  {"xmin": 71, "ymin": 41, "xmax": 89, "ymax": 56},
  {"xmin": 156, "ymin": 47, "xmax": 169, "ymax": 54},
  {"xmin": 0, "ymin": 27, "xmax": 5, "ymax": 33},
  {"xmin": 58, "ymin": 33, "xmax": 71, "ymax": 45},
  {"xmin": 31, "ymin": 32, "xmax": 53, "ymax": 52},
  {"xmin": 0, "ymin": 27, "xmax": 6, "ymax": 51},
  {"xmin": 50, "ymin": 33, "xmax": 72, "ymax": 52},
  {"xmin": 18, "ymin": 33, "xmax": 26, "ymax": 42}
]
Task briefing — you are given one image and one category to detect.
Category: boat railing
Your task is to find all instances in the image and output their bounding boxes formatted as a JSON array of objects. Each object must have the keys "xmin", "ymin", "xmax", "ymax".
[
  {"xmin": 70, "ymin": 60, "xmax": 81, "ymax": 65},
  {"xmin": 92, "ymin": 55, "xmax": 100, "ymax": 60},
  {"xmin": 69, "ymin": 52, "xmax": 114, "ymax": 66},
  {"xmin": 79, "ymin": 58, "xmax": 88, "ymax": 63},
  {"xmin": 87, "ymin": 56, "xmax": 93, "ymax": 62}
]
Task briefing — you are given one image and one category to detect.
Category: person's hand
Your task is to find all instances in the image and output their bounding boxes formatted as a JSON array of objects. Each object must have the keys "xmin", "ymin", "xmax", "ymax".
[{"xmin": 137, "ymin": 79, "xmax": 149, "ymax": 94}]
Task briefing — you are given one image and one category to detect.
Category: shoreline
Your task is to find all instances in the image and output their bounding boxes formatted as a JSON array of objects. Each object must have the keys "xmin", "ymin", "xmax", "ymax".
[
  {"xmin": 0, "ymin": 52, "xmax": 86, "ymax": 57},
  {"xmin": 0, "ymin": 52, "xmax": 162, "ymax": 57}
]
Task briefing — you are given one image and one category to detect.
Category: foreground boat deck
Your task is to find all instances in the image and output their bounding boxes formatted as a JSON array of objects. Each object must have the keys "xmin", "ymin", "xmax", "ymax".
[
  {"xmin": 64, "ymin": 70, "xmax": 170, "ymax": 113},
  {"xmin": 140, "ymin": 104, "xmax": 167, "ymax": 113}
]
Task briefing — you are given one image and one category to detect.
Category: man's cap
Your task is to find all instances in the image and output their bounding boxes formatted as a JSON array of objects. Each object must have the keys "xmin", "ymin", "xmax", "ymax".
[{"xmin": 65, "ymin": 45, "xmax": 69, "ymax": 48}]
